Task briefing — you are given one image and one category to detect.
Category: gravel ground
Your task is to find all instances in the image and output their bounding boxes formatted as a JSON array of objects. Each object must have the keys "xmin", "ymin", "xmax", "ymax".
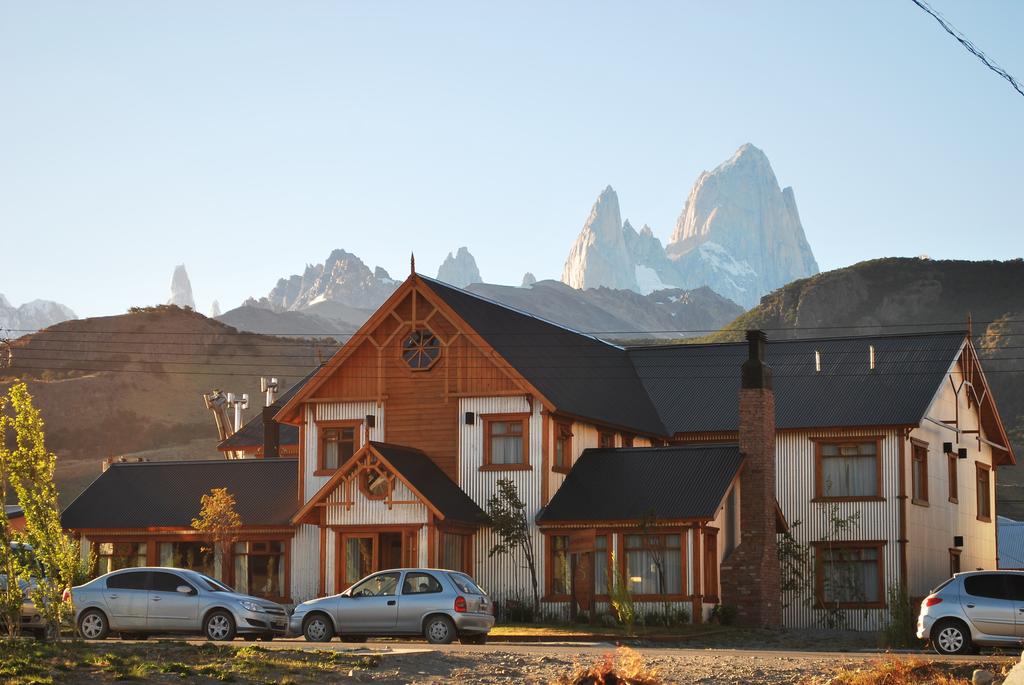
[{"xmin": 337, "ymin": 647, "xmax": 1015, "ymax": 684}]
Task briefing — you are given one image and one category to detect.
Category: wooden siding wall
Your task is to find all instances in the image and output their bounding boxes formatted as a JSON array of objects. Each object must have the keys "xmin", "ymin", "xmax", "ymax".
[
  {"xmin": 305, "ymin": 286, "xmax": 527, "ymax": 482},
  {"xmin": 291, "ymin": 524, "xmax": 320, "ymax": 602},
  {"xmin": 325, "ymin": 479, "xmax": 428, "ymax": 526},
  {"xmin": 777, "ymin": 428, "xmax": 902, "ymax": 630},
  {"xmin": 303, "ymin": 402, "xmax": 384, "ymax": 504},
  {"xmin": 460, "ymin": 396, "xmax": 545, "ymax": 602},
  {"xmin": 907, "ymin": 362, "xmax": 997, "ymax": 594}
]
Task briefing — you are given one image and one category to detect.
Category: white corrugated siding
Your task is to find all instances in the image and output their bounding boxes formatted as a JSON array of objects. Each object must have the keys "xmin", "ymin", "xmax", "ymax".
[
  {"xmin": 907, "ymin": 365, "xmax": 997, "ymax": 591},
  {"xmin": 303, "ymin": 402, "xmax": 384, "ymax": 504},
  {"xmin": 777, "ymin": 428, "xmax": 901, "ymax": 630},
  {"xmin": 548, "ymin": 421, "xmax": 599, "ymax": 503},
  {"xmin": 290, "ymin": 524, "xmax": 320, "ymax": 602},
  {"xmin": 325, "ymin": 478, "xmax": 428, "ymax": 526},
  {"xmin": 460, "ymin": 396, "xmax": 544, "ymax": 605}
]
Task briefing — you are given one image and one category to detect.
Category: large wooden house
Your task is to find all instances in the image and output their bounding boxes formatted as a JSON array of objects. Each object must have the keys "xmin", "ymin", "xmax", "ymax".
[{"xmin": 62, "ymin": 272, "xmax": 1015, "ymax": 629}]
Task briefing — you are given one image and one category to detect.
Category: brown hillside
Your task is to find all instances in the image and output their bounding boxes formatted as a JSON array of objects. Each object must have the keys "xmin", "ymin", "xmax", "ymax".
[{"xmin": 0, "ymin": 305, "xmax": 335, "ymax": 504}]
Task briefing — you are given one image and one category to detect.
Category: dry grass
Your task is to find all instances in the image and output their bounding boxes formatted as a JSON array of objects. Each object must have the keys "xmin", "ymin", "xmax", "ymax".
[
  {"xmin": 800, "ymin": 656, "xmax": 1015, "ymax": 685},
  {"xmin": 551, "ymin": 647, "xmax": 662, "ymax": 685}
]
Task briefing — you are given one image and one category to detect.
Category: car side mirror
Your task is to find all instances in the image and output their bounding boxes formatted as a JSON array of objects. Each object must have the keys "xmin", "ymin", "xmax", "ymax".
[{"xmin": 176, "ymin": 585, "xmax": 194, "ymax": 595}]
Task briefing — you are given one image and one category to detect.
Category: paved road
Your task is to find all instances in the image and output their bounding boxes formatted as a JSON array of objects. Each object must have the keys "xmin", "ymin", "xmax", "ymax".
[{"xmin": 175, "ymin": 636, "xmax": 1014, "ymax": 663}]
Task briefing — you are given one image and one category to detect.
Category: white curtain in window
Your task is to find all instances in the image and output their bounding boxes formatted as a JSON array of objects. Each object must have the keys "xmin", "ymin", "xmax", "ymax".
[
  {"xmin": 594, "ymin": 538, "xmax": 608, "ymax": 595},
  {"xmin": 625, "ymin": 535, "xmax": 681, "ymax": 595},
  {"xmin": 823, "ymin": 548, "xmax": 879, "ymax": 603},
  {"xmin": 822, "ymin": 443, "xmax": 877, "ymax": 497},
  {"xmin": 490, "ymin": 425, "xmax": 523, "ymax": 465}
]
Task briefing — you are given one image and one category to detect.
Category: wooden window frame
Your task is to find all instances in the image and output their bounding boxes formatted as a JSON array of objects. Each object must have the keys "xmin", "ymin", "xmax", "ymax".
[
  {"xmin": 598, "ymin": 430, "xmax": 616, "ymax": 450},
  {"xmin": 977, "ymin": 463, "xmax": 993, "ymax": 522},
  {"xmin": 400, "ymin": 328, "xmax": 442, "ymax": 372},
  {"xmin": 480, "ymin": 413, "xmax": 531, "ymax": 471},
  {"xmin": 315, "ymin": 420, "xmax": 362, "ymax": 476},
  {"xmin": 553, "ymin": 420, "xmax": 573, "ymax": 475},
  {"xmin": 358, "ymin": 468, "xmax": 390, "ymax": 501},
  {"xmin": 947, "ymin": 451, "xmax": 959, "ymax": 504},
  {"xmin": 545, "ymin": 534, "xmax": 571, "ymax": 600},
  {"xmin": 619, "ymin": 531, "xmax": 689, "ymax": 601},
  {"xmin": 812, "ymin": 540, "xmax": 887, "ymax": 610},
  {"xmin": 949, "ymin": 548, "xmax": 962, "ymax": 577},
  {"xmin": 911, "ymin": 440, "xmax": 929, "ymax": 507},
  {"xmin": 811, "ymin": 437, "xmax": 885, "ymax": 502},
  {"xmin": 543, "ymin": 531, "xmax": 615, "ymax": 602},
  {"xmin": 335, "ymin": 526, "xmax": 421, "ymax": 591},
  {"xmin": 231, "ymin": 538, "xmax": 292, "ymax": 604}
]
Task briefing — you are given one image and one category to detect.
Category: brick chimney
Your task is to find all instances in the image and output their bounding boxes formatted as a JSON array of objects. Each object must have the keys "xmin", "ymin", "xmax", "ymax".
[
  {"xmin": 719, "ymin": 329, "xmax": 782, "ymax": 629},
  {"xmin": 262, "ymin": 407, "xmax": 280, "ymax": 458}
]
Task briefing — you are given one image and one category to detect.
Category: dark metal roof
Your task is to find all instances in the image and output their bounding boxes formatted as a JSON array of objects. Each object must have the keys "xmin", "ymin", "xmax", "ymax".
[
  {"xmin": 628, "ymin": 331, "xmax": 966, "ymax": 433},
  {"xmin": 419, "ymin": 276, "xmax": 665, "ymax": 435},
  {"xmin": 538, "ymin": 445, "xmax": 742, "ymax": 523},
  {"xmin": 371, "ymin": 442, "xmax": 487, "ymax": 525},
  {"xmin": 218, "ymin": 367, "xmax": 321, "ymax": 450},
  {"xmin": 61, "ymin": 459, "xmax": 298, "ymax": 529},
  {"xmin": 5, "ymin": 505, "xmax": 23, "ymax": 519}
]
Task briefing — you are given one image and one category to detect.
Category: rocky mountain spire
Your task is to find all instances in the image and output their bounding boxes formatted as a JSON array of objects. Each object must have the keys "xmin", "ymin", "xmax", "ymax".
[
  {"xmin": 667, "ymin": 143, "xmax": 818, "ymax": 301},
  {"xmin": 561, "ymin": 186, "xmax": 637, "ymax": 291},
  {"xmin": 167, "ymin": 264, "xmax": 196, "ymax": 310},
  {"xmin": 436, "ymin": 247, "xmax": 483, "ymax": 288}
]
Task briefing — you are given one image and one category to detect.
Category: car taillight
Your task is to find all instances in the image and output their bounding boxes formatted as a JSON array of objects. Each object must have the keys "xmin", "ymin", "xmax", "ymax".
[
  {"xmin": 924, "ymin": 596, "xmax": 943, "ymax": 607},
  {"xmin": 454, "ymin": 596, "xmax": 467, "ymax": 613},
  {"xmin": 62, "ymin": 589, "xmax": 71, "ymax": 604}
]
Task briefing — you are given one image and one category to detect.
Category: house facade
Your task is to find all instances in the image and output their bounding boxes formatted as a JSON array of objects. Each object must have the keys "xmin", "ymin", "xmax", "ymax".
[{"xmin": 61, "ymin": 273, "xmax": 1015, "ymax": 630}]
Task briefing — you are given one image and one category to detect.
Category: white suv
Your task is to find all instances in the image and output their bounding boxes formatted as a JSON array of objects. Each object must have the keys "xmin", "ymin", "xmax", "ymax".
[{"xmin": 917, "ymin": 570, "xmax": 1024, "ymax": 654}]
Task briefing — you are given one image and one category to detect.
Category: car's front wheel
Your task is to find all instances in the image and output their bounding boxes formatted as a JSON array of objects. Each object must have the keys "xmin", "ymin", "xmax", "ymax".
[
  {"xmin": 78, "ymin": 609, "xmax": 109, "ymax": 640},
  {"xmin": 932, "ymin": 618, "xmax": 973, "ymax": 655},
  {"xmin": 302, "ymin": 613, "xmax": 334, "ymax": 642},
  {"xmin": 423, "ymin": 615, "xmax": 456, "ymax": 645},
  {"xmin": 204, "ymin": 610, "xmax": 237, "ymax": 641}
]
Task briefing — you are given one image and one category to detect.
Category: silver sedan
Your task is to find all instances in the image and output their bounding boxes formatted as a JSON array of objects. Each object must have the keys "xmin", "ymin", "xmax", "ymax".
[
  {"xmin": 71, "ymin": 567, "xmax": 288, "ymax": 641},
  {"xmin": 290, "ymin": 568, "xmax": 494, "ymax": 644}
]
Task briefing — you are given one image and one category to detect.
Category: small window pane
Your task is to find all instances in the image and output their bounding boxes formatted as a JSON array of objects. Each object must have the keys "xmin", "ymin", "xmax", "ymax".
[
  {"xmin": 402, "ymin": 572, "xmax": 443, "ymax": 595},
  {"xmin": 351, "ymin": 572, "xmax": 400, "ymax": 597},
  {"xmin": 151, "ymin": 571, "xmax": 190, "ymax": 593},
  {"xmin": 106, "ymin": 571, "xmax": 149, "ymax": 590},
  {"xmin": 551, "ymin": 536, "xmax": 570, "ymax": 595}
]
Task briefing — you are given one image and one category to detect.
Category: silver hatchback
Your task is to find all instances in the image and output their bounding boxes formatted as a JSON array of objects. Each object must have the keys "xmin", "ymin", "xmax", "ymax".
[
  {"xmin": 71, "ymin": 567, "xmax": 288, "ymax": 641},
  {"xmin": 917, "ymin": 570, "xmax": 1024, "ymax": 654},
  {"xmin": 290, "ymin": 568, "xmax": 494, "ymax": 644}
]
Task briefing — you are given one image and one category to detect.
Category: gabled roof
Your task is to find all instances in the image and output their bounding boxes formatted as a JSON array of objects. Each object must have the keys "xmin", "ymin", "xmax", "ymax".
[
  {"xmin": 273, "ymin": 274, "xmax": 1010, "ymax": 461},
  {"xmin": 537, "ymin": 445, "xmax": 743, "ymax": 523},
  {"xmin": 218, "ymin": 367, "xmax": 321, "ymax": 451},
  {"xmin": 418, "ymin": 276, "xmax": 666, "ymax": 435},
  {"xmin": 292, "ymin": 442, "xmax": 487, "ymax": 526},
  {"xmin": 61, "ymin": 459, "xmax": 298, "ymax": 530},
  {"xmin": 628, "ymin": 331, "xmax": 970, "ymax": 434}
]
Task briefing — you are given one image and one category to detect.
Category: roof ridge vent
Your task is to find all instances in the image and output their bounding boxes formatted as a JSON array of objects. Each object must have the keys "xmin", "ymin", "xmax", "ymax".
[
  {"xmin": 869, "ymin": 344, "xmax": 876, "ymax": 371},
  {"xmin": 815, "ymin": 349, "xmax": 821, "ymax": 373}
]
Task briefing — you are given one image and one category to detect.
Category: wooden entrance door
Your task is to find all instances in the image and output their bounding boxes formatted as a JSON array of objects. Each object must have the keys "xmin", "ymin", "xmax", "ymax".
[{"xmin": 336, "ymin": 528, "xmax": 420, "ymax": 590}]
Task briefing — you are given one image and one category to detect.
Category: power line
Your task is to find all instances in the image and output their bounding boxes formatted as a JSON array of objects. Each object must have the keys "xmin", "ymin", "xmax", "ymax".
[{"xmin": 909, "ymin": 0, "xmax": 1024, "ymax": 99}]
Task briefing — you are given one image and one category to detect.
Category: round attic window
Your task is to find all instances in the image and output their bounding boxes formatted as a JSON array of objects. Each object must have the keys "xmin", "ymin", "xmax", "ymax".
[{"xmin": 402, "ymin": 329, "xmax": 441, "ymax": 370}]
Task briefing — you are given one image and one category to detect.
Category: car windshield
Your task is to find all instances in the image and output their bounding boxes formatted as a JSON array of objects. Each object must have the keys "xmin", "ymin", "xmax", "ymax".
[
  {"xmin": 193, "ymin": 573, "xmax": 233, "ymax": 593},
  {"xmin": 448, "ymin": 572, "xmax": 485, "ymax": 595}
]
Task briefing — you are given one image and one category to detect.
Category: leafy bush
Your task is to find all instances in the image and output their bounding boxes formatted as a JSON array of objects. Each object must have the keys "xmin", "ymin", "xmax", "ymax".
[
  {"xmin": 883, "ymin": 585, "xmax": 917, "ymax": 648},
  {"xmin": 709, "ymin": 604, "xmax": 738, "ymax": 626}
]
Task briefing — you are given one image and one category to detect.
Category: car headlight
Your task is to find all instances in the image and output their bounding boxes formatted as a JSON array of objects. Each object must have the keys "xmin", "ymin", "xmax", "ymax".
[{"xmin": 239, "ymin": 600, "xmax": 263, "ymax": 613}]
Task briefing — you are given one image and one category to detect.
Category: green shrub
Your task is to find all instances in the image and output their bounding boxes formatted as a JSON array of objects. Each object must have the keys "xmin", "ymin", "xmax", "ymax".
[
  {"xmin": 709, "ymin": 604, "xmax": 738, "ymax": 626},
  {"xmin": 883, "ymin": 585, "xmax": 917, "ymax": 648}
]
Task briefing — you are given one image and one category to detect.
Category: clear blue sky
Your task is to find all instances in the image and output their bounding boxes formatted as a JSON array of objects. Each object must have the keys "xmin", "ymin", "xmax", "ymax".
[{"xmin": 2, "ymin": 1, "xmax": 1022, "ymax": 319}]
